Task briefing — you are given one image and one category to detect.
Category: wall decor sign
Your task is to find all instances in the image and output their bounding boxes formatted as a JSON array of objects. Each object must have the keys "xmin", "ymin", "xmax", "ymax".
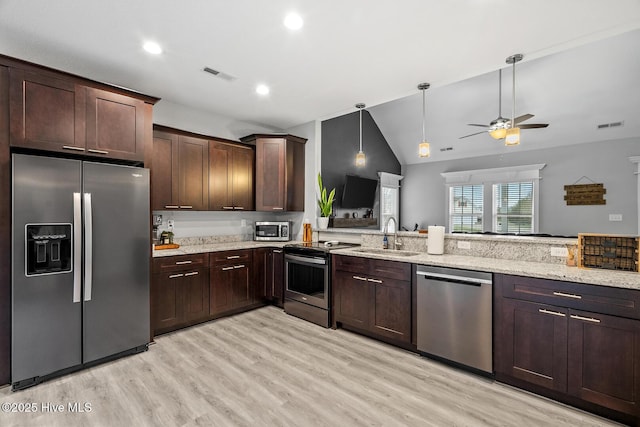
[{"xmin": 564, "ymin": 182, "xmax": 606, "ymax": 205}]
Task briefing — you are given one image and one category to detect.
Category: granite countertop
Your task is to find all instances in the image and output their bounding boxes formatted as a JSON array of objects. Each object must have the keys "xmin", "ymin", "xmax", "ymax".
[
  {"xmin": 331, "ymin": 247, "xmax": 640, "ymax": 290},
  {"xmin": 153, "ymin": 241, "xmax": 290, "ymax": 258},
  {"xmin": 153, "ymin": 239, "xmax": 640, "ymax": 291}
]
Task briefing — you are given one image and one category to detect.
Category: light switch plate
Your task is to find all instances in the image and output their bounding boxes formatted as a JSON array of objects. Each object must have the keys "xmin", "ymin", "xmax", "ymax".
[
  {"xmin": 550, "ymin": 247, "xmax": 568, "ymax": 257},
  {"xmin": 457, "ymin": 241, "xmax": 471, "ymax": 250},
  {"xmin": 609, "ymin": 214, "xmax": 623, "ymax": 222}
]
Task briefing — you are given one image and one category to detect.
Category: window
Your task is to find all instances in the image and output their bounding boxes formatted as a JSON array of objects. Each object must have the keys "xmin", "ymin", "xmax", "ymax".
[
  {"xmin": 442, "ymin": 164, "xmax": 545, "ymax": 234},
  {"xmin": 493, "ymin": 181, "xmax": 534, "ymax": 233},
  {"xmin": 449, "ymin": 184, "xmax": 483, "ymax": 232}
]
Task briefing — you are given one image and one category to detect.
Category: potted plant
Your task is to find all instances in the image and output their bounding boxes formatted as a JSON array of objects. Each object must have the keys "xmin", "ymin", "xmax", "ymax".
[{"xmin": 317, "ymin": 173, "xmax": 335, "ymax": 230}]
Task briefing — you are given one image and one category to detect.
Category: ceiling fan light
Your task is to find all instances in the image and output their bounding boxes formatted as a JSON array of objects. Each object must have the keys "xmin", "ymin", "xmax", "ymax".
[
  {"xmin": 489, "ymin": 128, "xmax": 507, "ymax": 139},
  {"xmin": 505, "ymin": 127, "xmax": 521, "ymax": 146},
  {"xmin": 418, "ymin": 141, "xmax": 430, "ymax": 158},
  {"xmin": 355, "ymin": 150, "xmax": 366, "ymax": 167}
]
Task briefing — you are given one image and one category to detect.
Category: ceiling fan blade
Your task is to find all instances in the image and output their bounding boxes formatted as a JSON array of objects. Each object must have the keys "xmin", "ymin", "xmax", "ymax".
[
  {"xmin": 519, "ymin": 123, "xmax": 549, "ymax": 129},
  {"xmin": 467, "ymin": 124, "xmax": 490, "ymax": 128},
  {"xmin": 513, "ymin": 113, "xmax": 534, "ymax": 124},
  {"xmin": 459, "ymin": 130, "xmax": 488, "ymax": 139}
]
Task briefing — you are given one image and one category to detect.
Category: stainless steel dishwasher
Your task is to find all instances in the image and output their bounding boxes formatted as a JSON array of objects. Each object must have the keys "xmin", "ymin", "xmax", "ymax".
[{"xmin": 416, "ymin": 265, "xmax": 493, "ymax": 375}]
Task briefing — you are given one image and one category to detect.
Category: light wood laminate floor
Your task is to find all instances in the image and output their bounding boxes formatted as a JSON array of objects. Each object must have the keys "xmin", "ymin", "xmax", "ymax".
[{"xmin": 0, "ymin": 306, "xmax": 622, "ymax": 426}]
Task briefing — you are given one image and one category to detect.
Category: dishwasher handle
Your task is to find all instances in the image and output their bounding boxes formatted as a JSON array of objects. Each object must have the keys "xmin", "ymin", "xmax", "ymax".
[{"xmin": 416, "ymin": 270, "xmax": 492, "ymax": 286}]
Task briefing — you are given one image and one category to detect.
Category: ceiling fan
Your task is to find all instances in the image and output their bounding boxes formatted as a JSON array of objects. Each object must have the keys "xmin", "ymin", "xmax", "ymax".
[{"xmin": 459, "ymin": 58, "xmax": 549, "ymax": 140}]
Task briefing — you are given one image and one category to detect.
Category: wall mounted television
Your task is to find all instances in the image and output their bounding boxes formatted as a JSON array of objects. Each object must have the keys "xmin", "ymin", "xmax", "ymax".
[{"xmin": 341, "ymin": 174, "xmax": 378, "ymax": 209}]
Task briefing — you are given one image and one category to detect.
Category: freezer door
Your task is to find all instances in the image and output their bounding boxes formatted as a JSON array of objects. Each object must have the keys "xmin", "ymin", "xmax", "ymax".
[
  {"xmin": 11, "ymin": 154, "xmax": 83, "ymax": 383},
  {"xmin": 82, "ymin": 162, "xmax": 150, "ymax": 363}
]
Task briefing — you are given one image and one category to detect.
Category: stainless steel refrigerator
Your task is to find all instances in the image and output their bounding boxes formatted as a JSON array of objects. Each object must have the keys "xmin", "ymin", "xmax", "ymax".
[{"xmin": 11, "ymin": 153, "xmax": 150, "ymax": 389}]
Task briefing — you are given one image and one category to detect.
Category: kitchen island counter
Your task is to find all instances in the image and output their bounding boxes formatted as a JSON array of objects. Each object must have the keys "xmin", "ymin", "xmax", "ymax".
[{"xmin": 331, "ymin": 247, "xmax": 640, "ymax": 290}]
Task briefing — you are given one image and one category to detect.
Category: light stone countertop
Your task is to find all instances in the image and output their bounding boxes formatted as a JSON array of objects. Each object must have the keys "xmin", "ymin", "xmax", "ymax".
[
  {"xmin": 152, "ymin": 241, "xmax": 290, "ymax": 258},
  {"xmin": 330, "ymin": 247, "xmax": 640, "ymax": 290},
  {"xmin": 153, "ymin": 239, "xmax": 640, "ymax": 291}
]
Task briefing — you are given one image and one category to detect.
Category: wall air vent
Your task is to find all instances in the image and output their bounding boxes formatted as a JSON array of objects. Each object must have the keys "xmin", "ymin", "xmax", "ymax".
[
  {"xmin": 203, "ymin": 67, "xmax": 236, "ymax": 82},
  {"xmin": 440, "ymin": 147, "xmax": 453, "ymax": 152},
  {"xmin": 597, "ymin": 121, "xmax": 624, "ymax": 129}
]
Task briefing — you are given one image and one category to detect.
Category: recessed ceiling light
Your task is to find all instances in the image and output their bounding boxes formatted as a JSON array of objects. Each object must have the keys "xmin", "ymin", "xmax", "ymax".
[
  {"xmin": 256, "ymin": 84, "xmax": 270, "ymax": 96},
  {"xmin": 143, "ymin": 41, "xmax": 162, "ymax": 55},
  {"xmin": 284, "ymin": 12, "xmax": 303, "ymax": 30}
]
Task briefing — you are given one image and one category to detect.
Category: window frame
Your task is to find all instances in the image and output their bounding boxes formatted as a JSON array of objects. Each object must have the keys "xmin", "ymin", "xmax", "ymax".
[{"xmin": 442, "ymin": 164, "xmax": 545, "ymax": 234}]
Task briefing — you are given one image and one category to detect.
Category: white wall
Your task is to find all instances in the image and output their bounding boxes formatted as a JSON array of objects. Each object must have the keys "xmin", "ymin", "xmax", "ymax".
[
  {"xmin": 401, "ymin": 138, "xmax": 639, "ymax": 235},
  {"xmin": 154, "ymin": 99, "xmax": 282, "ymax": 140}
]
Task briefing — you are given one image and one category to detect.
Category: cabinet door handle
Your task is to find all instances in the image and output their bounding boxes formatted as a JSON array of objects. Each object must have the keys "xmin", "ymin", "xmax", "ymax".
[
  {"xmin": 538, "ymin": 308, "xmax": 566, "ymax": 317},
  {"xmin": 222, "ymin": 206, "xmax": 234, "ymax": 210},
  {"xmin": 367, "ymin": 278, "xmax": 383, "ymax": 284},
  {"xmin": 62, "ymin": 145, "xmax": 86, "ymax": 152},
  {"xmin": 234, "ymin": 264, "xmax": 245, "ymax": 269},
  {"xmin": 272, "ymin": 207, "xmax": 284, "ymax": 210},
  {"xmin": 273, "ymin": 250, "xmax": 283, "ymax": 254},
  {"xmin": 169, "ymin": 273, "xmax": 184, "ymax": 279},
  {"xmin": 175, "ymin": 260, "xmax": 192, "ymax": 265},
  {"xmin": 222, "ymin": 266, "xmax": 234, "ymax": 271},
  {"xmin": 553, "ymin": 291, "xmax": 582, "ymax": 299},
  {"xmin": 226, "ymin": 255, "xmax": 240, "ymax": 259},
  {"xmin": 164, "ymin": 205, "xmax": 179, "ymax": 209},
  {"xmin": 180, "ymin": 205, "xmax": 193, "ymax": 209},
  {"xmin": 88, "ymin": 148, "xmax": 109, "ymax": 155},
  {"xmin": 234, "ymin": 206, "xmax": 244, "ymax": 210},
  {"xmin": 352, "ymin": 275, "xmax": 368, "ymax": 281},
  {"xmin": 183, "ymin": 272, "xmax": 199, "ymax": 277},
  {"xmin": 570, "ymin": 314, "xmax": 601, "ymax": 323}
]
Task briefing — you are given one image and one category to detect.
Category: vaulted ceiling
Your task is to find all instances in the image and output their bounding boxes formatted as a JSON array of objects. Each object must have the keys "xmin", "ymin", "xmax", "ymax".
[{"xmin": 1, "ymin": 0, "xmax": 638, "ymax": 164}]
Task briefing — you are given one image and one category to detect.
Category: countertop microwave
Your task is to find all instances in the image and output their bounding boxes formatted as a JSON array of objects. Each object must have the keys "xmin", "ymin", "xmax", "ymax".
[{"xmin": 254, "ymin": 221, "xmax": 291, "ymax": 241}]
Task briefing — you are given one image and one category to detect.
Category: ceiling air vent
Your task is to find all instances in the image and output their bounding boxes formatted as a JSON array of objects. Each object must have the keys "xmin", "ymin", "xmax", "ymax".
[
  {"xmin": 597, "ymin": 121, "xmax": 624, "ymax": 129},
  {"xmin": 203, "ymin": 67, "xmax": 236, "ymax": 82}
]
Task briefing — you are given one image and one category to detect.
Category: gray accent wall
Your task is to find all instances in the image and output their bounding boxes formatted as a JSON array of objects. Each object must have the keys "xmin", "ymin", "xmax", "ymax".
[
  {"xmin": 321, "ymin": 110, "xmax": 401, "ymax": 208},
  {"xmin": 401, "ymin": 138, "xmax": 639, "ymax": 235}
]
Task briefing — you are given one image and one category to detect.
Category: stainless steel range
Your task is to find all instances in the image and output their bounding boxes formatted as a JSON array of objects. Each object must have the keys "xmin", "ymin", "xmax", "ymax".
[{"xmin": 284, "ymin": 241, "xmax": 359, "ymax": 327}]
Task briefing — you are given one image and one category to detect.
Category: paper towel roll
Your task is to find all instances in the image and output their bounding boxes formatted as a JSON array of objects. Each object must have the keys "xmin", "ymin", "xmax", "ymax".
[{"xmin": 427, "ymin": 226, "xmax": 445, "ymax": 255}]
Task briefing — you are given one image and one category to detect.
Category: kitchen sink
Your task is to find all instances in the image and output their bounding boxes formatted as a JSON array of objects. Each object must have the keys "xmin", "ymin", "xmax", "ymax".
[{"xmin": 352, "ymin": 248, "xmax": 422, "ymax": 257}]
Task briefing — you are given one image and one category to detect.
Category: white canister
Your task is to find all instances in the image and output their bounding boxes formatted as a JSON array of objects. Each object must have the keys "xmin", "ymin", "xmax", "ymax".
[{"xmin": 427, "ymin": 226, "xmax": 445, "ymax": 255}]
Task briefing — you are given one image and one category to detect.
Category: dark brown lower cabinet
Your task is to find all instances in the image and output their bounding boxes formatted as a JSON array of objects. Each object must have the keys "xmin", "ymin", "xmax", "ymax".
[
  {"xmin": 152, "ymin": 267, "xmax": 209, "ymax": 335},
  {"xmin": 495, "ymin": 274, "xmax": 640, "ymax": 422},
  {"xmin": 254, "ymin": 248, "xmax": 284, "ymax": 307},
  {"xmin": 210, "ymin": 250, "xmax": 254, "ymax": 316},
  {"xmin": 333, "ymin": 255, "xmax": 411, "ymax": 345}
]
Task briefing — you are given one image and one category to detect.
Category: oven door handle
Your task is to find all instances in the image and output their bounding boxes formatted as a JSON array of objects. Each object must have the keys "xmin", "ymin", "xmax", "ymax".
[{"xmin": 285, "ymin": 254, "xmax": 326, "ymax": 266}]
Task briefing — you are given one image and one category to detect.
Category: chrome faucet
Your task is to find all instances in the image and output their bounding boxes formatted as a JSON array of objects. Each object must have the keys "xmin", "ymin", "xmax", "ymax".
[{"xmin": 383, "ymin": 216, "xmax": 403, "ymax": 250}]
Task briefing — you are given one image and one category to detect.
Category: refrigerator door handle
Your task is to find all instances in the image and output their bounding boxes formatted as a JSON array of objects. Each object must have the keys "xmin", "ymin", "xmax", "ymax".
[
  {"xmin": 73, "ymin": 193, "xmax": 82, "ymax": 303},
  {"xmin": 84, "ymin": 193, "xmax": 93, "ymax": 301}
]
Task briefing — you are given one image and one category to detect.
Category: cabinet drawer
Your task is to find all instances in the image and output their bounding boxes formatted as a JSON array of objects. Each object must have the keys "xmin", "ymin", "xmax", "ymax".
[
  {"xmin": 333, "ymin": 254, "xmax": 370, "ymax": 273},
  {"xmin": 153, "ymin": 253, "xmax": 209, "ymax": 273},
  {"xmin": 499, "ymin": 274, "xmax": 640, "ymax": 320},
  {"xmin": 210, "ymin": 249, "xmax": 253, "ymax": 267},
  {"xmin": 370, "ymin": 258, "xmax": 411, "ymax": 281}
]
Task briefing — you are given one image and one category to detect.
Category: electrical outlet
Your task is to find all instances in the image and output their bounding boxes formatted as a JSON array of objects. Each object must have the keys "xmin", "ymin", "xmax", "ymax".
[
  {"xmin": 167, "ymin": 220, "xmax": 174, "ymax": 229},
  {"xmin": 457, "ymin": 241, "xmax": 471, "ymax": 250},
  {"xmin": 550, "ymin": 247, "xmax": 568, "ymax": 257},
  {"xmin": 609, "ymin": 214, "xmax": 623, "ymax": 222}
]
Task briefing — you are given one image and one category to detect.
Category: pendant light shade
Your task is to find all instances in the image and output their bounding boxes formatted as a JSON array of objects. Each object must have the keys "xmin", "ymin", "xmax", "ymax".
[
  {"xmin": 418, "ymin": 83, "xmax": 431, "ymax": 158},
  {"xmin": 355, "ymin": 103, "xmax": 366, "ymax": 167},
  {"xmin": 505, "ymin": 54, "xmax": 523, "ymax": 147}
]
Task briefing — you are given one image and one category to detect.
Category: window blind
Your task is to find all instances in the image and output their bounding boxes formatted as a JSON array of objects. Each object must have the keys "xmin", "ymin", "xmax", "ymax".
[{"xmin": 493, "ymin": 181, "xmax": 534, "ymax": 233}]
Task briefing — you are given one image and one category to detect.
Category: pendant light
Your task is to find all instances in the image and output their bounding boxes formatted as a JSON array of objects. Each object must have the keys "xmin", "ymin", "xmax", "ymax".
[
  {"xmin": 417, "ymin": 83, "xmax": 430, "ymax": 158},
  {"xmin": 355, "ymin": 103, "xmax": 366, "ymax": 167},
  {"xmin": 505, "ymin": 53, "xmax": 523, "ymax": 146}
]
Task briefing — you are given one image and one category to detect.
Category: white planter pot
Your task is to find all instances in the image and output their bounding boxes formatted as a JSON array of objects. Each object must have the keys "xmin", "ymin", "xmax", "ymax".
[{"xmin": 317, "ymin": 217, "xmax": 330, "ymax": 230}]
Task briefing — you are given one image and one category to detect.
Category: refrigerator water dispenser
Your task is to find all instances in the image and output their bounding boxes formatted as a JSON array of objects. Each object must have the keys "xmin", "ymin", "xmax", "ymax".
[{"xmin": 25, "ymin": 224, "xmax": 72, "ymax": 276}]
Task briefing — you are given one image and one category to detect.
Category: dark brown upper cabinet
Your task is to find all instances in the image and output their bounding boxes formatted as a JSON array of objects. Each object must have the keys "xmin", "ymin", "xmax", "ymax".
[
  {"xmin": 151, "ymin": 128, "xmax": 208, "ymax": 211},
  {"xmin": 241, "ymin": 134, "xmax": 306, "ymax": 212},
  {"xmin": 9, "ymin": 66, "xmax": 152, "ymax": 162},
  {"xmin": 209, "ymin": 140, "xmax": 254, "ymax": 211}
]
